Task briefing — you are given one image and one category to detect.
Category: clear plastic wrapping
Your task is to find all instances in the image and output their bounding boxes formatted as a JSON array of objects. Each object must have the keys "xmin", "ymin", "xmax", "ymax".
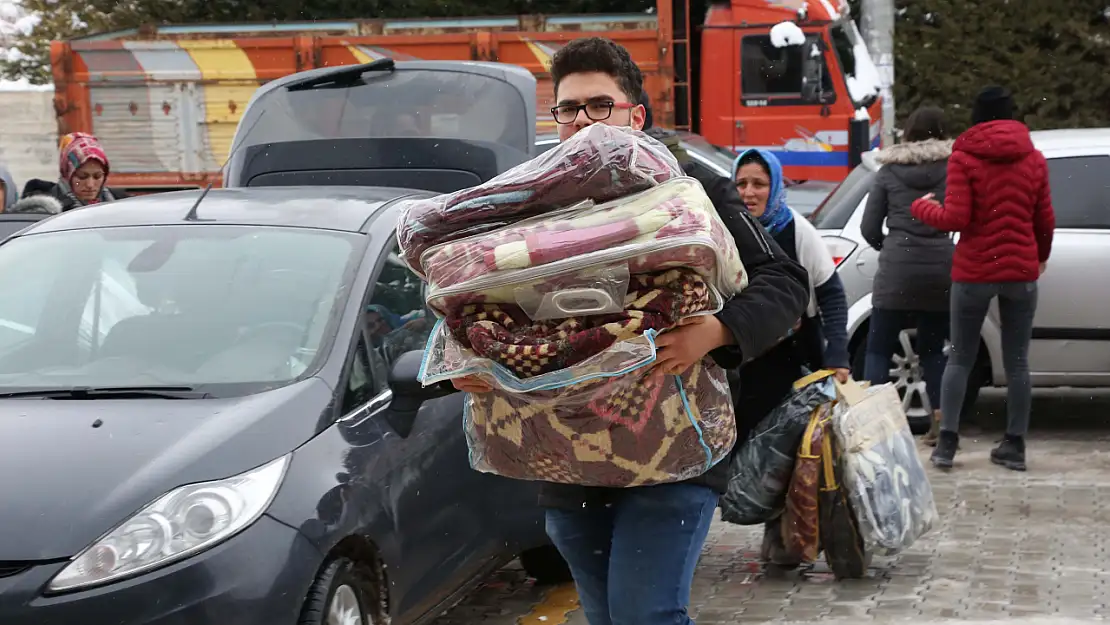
[
  {"xmin": 515, "ymin": 265, "xmax": 629, "ymax": 321},
  {"xmin": 396, "ymin": 124, "xmax": 684, "ymax": 276},
  {"xmin": 420, "ymin": 268, "xmax": 723, "ymax": 388},
  {"xmin": 459, "ymin": 354, "xmax": 737, "ymax": 487},
  {"xmin": 421, "ymin": 177, "xmax": 748, "ymax": 317},
  {"xmin": 720, "ymin": 371, "xmax": 837, "ymax": 526},
  {"xmin": 832, "ymin": 381, "xmax": 939, "ymax": 556}
]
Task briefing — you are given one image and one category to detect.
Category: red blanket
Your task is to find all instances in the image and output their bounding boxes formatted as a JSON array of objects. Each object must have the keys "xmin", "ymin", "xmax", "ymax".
[{"xmin": 396, "ymin": 125, "xmax": 682, "ymax": 275}]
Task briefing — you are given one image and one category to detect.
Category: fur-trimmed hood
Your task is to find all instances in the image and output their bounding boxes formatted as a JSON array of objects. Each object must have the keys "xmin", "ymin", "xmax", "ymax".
[
  {"xmin": 875, "ymin": 138, "xmax": 954, "ymax": 165},
  {"xmin": 7, "ymin": 194, "xmax": 63, "ymax": 215}
]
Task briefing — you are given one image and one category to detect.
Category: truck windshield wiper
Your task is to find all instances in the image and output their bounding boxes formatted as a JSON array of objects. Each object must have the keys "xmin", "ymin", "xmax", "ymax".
[
  {"xmin": 285, "ymin": 58, "xmax": 395, "ymax": 92},
  {"xmin": 0, "ymin": 386, "xmax": 207, "ymax": 400}
]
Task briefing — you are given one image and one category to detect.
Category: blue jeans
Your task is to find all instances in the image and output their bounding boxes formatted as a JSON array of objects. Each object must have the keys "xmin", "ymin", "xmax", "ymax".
[
  {"xmin": 544, "ymin": 483, "xmax": 718, "ymax": 625},
  {"xmin": 864, "ymin": 308, "xmax": 950, "ymax": 410}
]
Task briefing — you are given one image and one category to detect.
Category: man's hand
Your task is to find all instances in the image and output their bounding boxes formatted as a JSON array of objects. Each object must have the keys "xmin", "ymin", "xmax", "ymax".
[
  {"xmin": 833, "ymin": 367, "xmax": 851, "ymax": 383},
  {"xmin": 651, "ymin": 315, "xmax": 733, "ymax": 377},
  {"xmin": 451, "ymin": 375, "xmax": 493, "ymax": 394},
  {"xmin": 1039, "ymin": 262, "xmax": 1047, "ymax": 276}
]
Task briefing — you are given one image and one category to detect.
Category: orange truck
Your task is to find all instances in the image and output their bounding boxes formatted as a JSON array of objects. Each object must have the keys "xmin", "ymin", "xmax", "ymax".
[{"xmin": 50, "ymin": 0, "xmax": 883, "ymax": 193}]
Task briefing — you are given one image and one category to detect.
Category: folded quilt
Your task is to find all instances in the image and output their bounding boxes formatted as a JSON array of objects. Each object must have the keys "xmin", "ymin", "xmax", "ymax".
[
  {"xmin": 397, "ymin": 124, "xmax": 683, "ymax": 275},
  {"xmin": 447, "ymin": 268, "xmax": 714, "ymax": 379},
  {"xmin": 463, "ymin": 354, "xmax": 737, "ymax": 487},
  {"xmin": 423, "ymin": 177, "xmax": 749, "ymax": 316}
]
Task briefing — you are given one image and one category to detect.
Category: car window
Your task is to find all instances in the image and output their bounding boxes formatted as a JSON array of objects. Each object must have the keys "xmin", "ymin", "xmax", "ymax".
[
  {"xmin": 364, "ymin": 240, "xmax": 432, "ymax": 394},
  {"xmin": 341, "ymin": 336, "xmax": 376, "ymax": 414},
  {"xmin": 740, "ymin": 34, "xmax": 835, "ymax": 106},
  {"xmin": 237, "ymin": 69, "xmax": 531, "ymax": 155},
  {"xmin": 0, "ymin": 220, "xmax": 37, "ymax": 241},
  {"xmin": 0, "ymin": 225, "xmax": 361, "ymax": 395},
  {"xmin": 809, "ymin": 165, "xmax": 876, "ymax": 229},
  {"xmin": 1046, "ymin": 155, "xmax": 1110, "ymax": 229}
]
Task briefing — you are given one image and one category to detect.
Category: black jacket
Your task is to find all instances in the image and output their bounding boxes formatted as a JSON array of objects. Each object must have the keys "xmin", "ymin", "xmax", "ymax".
[
  {"xmin": 538, "ymin": 129, "xmax": 810, "ymax": 509},
  {"xmin": 861, "ymin": 139, "xmax": 954, "ymax": 312},
  {"xmin": 19, "ymin": 178, "xmax": 130, "ymax": 213}
]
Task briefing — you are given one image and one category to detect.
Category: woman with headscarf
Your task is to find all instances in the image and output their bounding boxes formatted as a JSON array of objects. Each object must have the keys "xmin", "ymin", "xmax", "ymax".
[
  {"xmin": 730, "ymin": 147, "xmax": 850, "ymax": 568},
  {"xmin": 15, "ymin": 132, "xmax": 128, "ymax": 214}
]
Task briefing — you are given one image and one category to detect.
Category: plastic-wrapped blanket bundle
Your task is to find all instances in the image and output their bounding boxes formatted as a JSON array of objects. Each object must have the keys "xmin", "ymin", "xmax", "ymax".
[
  {"xmin": 832, "ymin": 381, "xmax": 939, "ymax": 556},
  {"xmin": 720, "ymin": 371, "xmax": 837, "ymax": 525},
  {"xmin": 397, "ymin": 123, "xmax": 684, "ymax": 275},
  {"xmin": 420, "ymin": 177, "xmax": 748, "ymax": 316},
  {"xmin": 462, "ymin": 353, "xmax": 737, "ymax": 487},
  {"xmin": 397, "ymin": 125, "xmax": 746, "ymax": 488}
]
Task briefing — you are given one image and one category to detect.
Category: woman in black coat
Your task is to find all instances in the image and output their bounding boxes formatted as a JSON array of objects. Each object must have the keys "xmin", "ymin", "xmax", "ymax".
[{"xmin": 860, "ymin": 106, "xmax": 954, "ymax": 444}]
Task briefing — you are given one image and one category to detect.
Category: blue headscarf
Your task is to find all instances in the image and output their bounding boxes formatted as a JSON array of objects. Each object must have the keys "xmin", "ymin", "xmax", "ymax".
[{"xmin": 731, "ymin": 148, "xmax": 794, "ymax": 236}]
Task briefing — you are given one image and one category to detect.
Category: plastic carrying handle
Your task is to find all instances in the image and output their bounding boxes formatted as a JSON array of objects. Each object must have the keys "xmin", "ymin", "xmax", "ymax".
[{"xmin": 549, "ymin": 288, "xmax": 617, "ymax": 316}]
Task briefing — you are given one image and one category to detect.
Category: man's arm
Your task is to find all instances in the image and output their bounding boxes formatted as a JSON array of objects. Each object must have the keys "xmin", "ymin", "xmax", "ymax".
[{"xmin": 698, "ymin": 174, "xmax": 810, "ymax": 369}]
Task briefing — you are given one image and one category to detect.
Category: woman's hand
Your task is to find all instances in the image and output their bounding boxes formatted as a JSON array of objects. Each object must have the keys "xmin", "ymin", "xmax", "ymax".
[
  {"xmin": 833, "ymin": 367, "xmax": 851, "ymax": 383},
  {"xmin": 651, "ymin": 315, "xmax": 733, "ymax": 377},
  {"xmin": 451, "ymin": 376, "xmax": 493, "ymax": 394}
]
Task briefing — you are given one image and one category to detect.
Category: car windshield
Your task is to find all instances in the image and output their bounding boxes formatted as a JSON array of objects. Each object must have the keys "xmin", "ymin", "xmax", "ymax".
[
  {"xmin": 234, "ymin": 68, "xmax": 531, "ymax": 155},
  {"xmin": 678, "ymin": 133, "xmax": 737, "ymax": 177},
  {"xmin": 808, "ymin": 164, "xmax": 876, "ymax": 229},
  {"xmin": 0, "ymin": 225, "xmax": 362, "ymax": 395}
]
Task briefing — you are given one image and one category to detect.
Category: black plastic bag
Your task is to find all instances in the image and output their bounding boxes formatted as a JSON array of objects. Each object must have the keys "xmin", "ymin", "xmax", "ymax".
[{"xmin": 720, "ymin": 371, "xmax": 836, "ymax": 525}]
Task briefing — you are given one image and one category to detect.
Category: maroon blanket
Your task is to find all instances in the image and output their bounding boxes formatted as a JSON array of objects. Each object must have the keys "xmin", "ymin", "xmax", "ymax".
[
  {"xmin": 396, "ymin": 125, "xmax": 682, "ymax": 275},
  {"xmin": 447, "ymin": 269, "xmax": 713, "ymax": 379}
]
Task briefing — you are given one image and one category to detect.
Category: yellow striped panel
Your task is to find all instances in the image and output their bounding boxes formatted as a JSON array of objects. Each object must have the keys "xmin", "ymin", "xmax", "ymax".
[
  {"xmin": 178, "ymin": 39, "xmax": 261, "ymax": 165},
  {"xmin": 524, "ymin": 40, "xmax": 554, "ymax": 72},
  {"xmin": 347, "ymin": 45, "xmax": 374, "ymax": 64}
]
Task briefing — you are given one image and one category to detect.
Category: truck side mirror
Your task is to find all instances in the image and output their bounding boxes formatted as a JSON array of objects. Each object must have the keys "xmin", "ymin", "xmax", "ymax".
[{"xmin": 801, "ymin": 42, "xmax": 824, "ymax": 103}]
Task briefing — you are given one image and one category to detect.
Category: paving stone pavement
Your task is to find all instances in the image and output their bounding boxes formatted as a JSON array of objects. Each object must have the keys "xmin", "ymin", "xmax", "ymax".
[{"xmin": 431, "ymin": 405, "xmax": 1110, "ymax": 624}]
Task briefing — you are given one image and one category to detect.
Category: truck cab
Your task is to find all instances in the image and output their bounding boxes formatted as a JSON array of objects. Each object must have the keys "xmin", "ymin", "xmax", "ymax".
[{"xmin": 679, "ymin": 0, "xmax": 884, "ymax": 182}]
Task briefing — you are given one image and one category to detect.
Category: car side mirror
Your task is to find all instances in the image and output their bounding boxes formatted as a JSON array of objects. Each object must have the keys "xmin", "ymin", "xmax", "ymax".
[{"xmin": 385, "ymin": 350, "xmax": 456, "ymax": 438}]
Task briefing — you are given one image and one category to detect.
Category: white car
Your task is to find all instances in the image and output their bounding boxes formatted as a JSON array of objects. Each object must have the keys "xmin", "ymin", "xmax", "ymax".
[{"xmin": 810, "ymin": 128, "xmax": 1110, "ymax": 430}]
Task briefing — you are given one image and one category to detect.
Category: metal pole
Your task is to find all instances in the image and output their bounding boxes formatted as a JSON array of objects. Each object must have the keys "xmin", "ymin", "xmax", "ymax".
[{"xmin": 860, "ymin": 0, "xmax": 895, "ymax": 147}]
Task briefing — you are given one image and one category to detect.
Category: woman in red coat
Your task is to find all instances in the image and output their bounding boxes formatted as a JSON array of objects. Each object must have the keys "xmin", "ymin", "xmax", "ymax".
[{"xmin": 911, "ymin": 86, "xmax": 1056, "ymax": 472}]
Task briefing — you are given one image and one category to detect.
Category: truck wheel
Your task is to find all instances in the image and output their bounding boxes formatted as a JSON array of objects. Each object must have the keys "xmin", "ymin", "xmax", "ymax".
[
  {"xmin": 298, "ymin": 557, "xmax": 385, "ymax": 625},
  {"xmin": 520, "ymin": 545, "xmax": 573, "ymax": 585}
]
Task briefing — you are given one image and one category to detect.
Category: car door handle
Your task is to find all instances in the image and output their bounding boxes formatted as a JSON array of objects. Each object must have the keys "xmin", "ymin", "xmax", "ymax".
[{"xmin": 855, "ymin": 257, "xmax": 867, "ymax": 266}]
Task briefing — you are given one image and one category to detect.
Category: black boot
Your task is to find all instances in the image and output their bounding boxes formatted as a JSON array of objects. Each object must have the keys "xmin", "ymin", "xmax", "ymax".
[
  {"xmin": 931, "ymin": 430, "xmax": 959, "ymax": 469},
  {"xmin": 991, "ymin": 435, "xmax": 1027, "ymax": 471}
]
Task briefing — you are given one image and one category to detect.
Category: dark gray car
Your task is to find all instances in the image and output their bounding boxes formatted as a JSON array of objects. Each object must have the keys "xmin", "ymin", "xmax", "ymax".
[{"xmin": 0, "ymin": 186, "xmax": 565, "ymax": 625}]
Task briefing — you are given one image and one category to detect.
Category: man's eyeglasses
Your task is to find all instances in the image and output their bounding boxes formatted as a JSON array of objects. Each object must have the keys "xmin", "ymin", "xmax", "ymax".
[{"xmin": 550, "ymin": 101, "xmax": 636, "ymax": 125}]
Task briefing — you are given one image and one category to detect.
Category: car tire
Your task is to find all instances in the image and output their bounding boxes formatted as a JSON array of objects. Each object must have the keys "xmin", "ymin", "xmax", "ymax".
[
  {"xmin": 519, "ymin": 545, "xmax": 573, "ymax": 585},
  {"xmin": 298, "ymin": 557, "xmax": 385, "ymax": 625},
  {"xmin": 849, "ymin": 329, "xmax": 984, "ymax": 435}
]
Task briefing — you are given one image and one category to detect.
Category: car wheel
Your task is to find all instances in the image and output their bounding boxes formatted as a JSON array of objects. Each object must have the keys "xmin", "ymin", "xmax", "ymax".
[
  {"xmin": 299, "ymin": 557, "xmax": 384, "ymax": 625},
  {"xmin": 851, "ymin": 328, "xmax": 984, "ymax": 433},
  {"xmin": 519, "ymin": 545, "xmax": 573, "ymax": 585}
]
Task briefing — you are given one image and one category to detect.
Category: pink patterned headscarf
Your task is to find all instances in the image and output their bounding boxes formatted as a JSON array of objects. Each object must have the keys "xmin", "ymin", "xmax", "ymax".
[{"xmin": 58, "ymin": 132, "xmax": 109, "ymax": 183}]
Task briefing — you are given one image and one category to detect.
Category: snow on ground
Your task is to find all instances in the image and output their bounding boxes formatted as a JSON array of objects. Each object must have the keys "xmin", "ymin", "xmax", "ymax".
[
  {"xmin": 0, "ymin": 0, "xmax": 51, "ymax": 91},
  {"xmin": 770, "ymin": 21, "xmax": 806, "ymax": 48}
]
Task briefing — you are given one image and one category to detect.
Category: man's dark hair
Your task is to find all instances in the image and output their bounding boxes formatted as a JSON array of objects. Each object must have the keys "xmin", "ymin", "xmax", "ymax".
[
  {"xmin": 903, "ymin": 105, "xmax": 948, "ymax": 142},
  {"xmin": 550, "ymin": 37, "xmax": 643, "ymax": 103}
]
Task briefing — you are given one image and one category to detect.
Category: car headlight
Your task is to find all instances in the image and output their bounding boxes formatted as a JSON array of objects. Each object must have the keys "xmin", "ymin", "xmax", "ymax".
[{"xmin": 48, "ymin": 455, "xmax": 289, "ymax": 593}]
